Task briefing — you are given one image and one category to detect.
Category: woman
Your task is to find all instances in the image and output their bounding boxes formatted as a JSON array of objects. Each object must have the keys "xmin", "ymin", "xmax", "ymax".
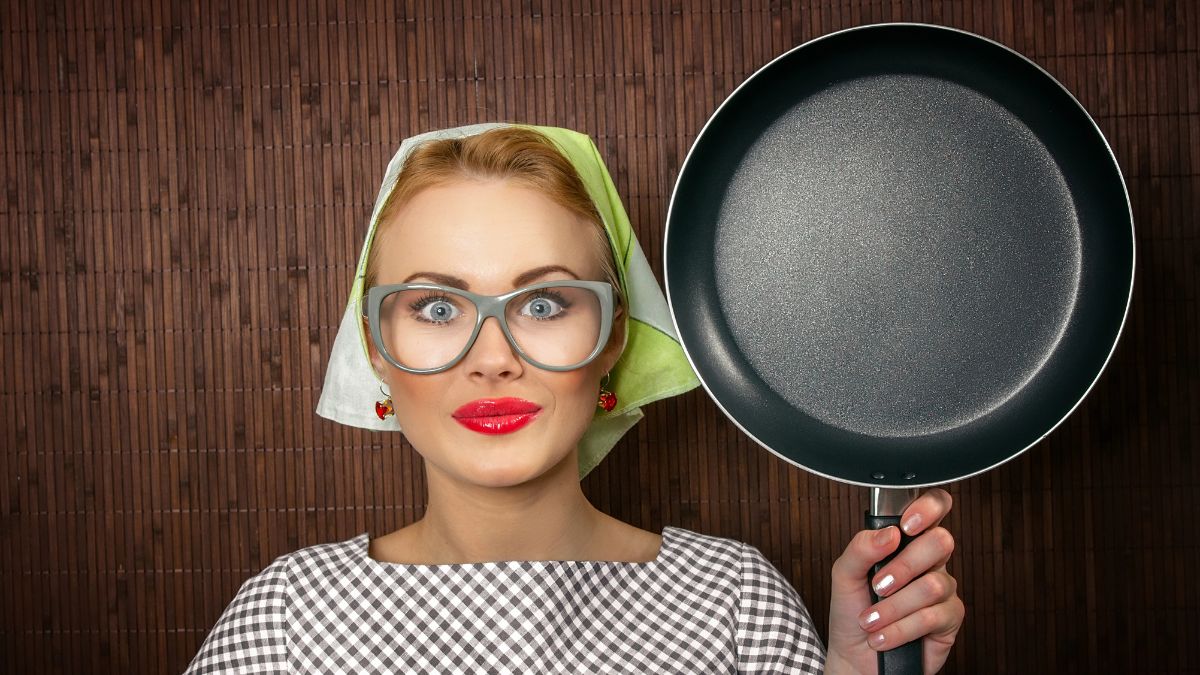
[{"xmin": 185, "ymin": 123, "xmax": 963, "ymax": 673}]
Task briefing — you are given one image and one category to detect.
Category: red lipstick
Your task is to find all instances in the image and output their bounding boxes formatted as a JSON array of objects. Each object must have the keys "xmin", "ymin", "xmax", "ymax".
[{"xmin": 452, "ymin": 398, "xmax": 542, "ymax": 435}]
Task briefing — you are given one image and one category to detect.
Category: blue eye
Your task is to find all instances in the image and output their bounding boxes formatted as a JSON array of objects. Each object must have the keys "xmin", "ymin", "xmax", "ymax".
[
  {"xmin": 410, "ymin": 295, "xmax": 462, "ymax": 324},
  {"xmin": 520, "ymin": 292, "xmax": 570, "ymax": 320}
]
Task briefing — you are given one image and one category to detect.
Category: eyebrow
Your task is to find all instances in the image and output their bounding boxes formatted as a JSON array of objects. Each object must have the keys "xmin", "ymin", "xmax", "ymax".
[{"xmin": 401, "ymin": 264, "xmax": 581, "ymax": 290}]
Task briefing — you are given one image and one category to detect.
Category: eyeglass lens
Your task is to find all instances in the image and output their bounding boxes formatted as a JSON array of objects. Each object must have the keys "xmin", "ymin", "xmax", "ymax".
[{"xmin": 377, "ymin": 285, "xmax": 603, "ymax": 370}]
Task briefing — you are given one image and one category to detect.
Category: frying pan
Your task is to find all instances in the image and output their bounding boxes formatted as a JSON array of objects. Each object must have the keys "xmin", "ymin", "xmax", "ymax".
[{"xmin": 663, "ymin": 23, "xmax": 1134, "ymax": 674}]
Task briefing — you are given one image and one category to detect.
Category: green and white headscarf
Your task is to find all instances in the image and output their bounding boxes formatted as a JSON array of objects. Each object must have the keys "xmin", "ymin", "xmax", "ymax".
[{"xmin": 316, "ymin": 123, "xmax": 700, "ymax": 480}]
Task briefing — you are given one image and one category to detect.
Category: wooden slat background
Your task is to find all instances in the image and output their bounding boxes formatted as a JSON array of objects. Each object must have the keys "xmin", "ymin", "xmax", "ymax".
[{"xmin": 1, "ymin": 1, "xmax": 1195, "ymax": 672}]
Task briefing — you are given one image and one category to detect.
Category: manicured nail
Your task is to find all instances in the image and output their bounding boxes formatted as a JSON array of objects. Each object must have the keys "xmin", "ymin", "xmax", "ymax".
[
  {"xmin": 870, "ymin": 632, "xmax": 886, "ymax": 647},
  {"xmin": 873, "ymin": 527, "xmax": 893, "ymax": 546},
  {"xmin": 859, "ymin": 610, "xmax": 880, "ymax": 631},
  {"xmin": 901, "ymin": 513, "xmax": 922, "ymax": 535},
  {"xmin": 874, "ymin": 573, "xmax": 895, "ymax": 595}
]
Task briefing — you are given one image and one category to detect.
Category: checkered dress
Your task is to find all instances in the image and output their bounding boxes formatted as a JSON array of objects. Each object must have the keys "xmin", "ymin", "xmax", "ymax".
[{"xmin": 183, "ymin": 525, "xmax": 827, "ymax": 673}]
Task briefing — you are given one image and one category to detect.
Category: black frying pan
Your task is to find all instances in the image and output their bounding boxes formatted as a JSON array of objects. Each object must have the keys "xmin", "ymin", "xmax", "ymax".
[{"xmin": 663, "ymin": 23, "xmax": 1134, "ymax": 674}]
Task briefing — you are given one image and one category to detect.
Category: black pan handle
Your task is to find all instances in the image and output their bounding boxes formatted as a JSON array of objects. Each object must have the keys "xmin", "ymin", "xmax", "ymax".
[
  {"xmin": 865, "ymin": 512, "xmax": 922, "ymax": 674},
  {"xmin": 865, "ymin": 487, "xmax": 923, "ymax": 675}
]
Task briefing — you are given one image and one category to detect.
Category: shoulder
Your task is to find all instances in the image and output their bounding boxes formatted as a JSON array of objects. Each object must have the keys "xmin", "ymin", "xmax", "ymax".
[
  {"xmin": 664, "ymin": 525, "xmax": 747, "ymax": 568},
  {"xmin": 280, "ymin": 532, "xmax": 368, "ymax": 575},
  {"xmin": 664, "ymin": 527, "xmax": 826, "ymax": 669},
  {"xmin": 661, "ymin": 527, "xmax": 798, "ymax": 607},
  {"xmin": 182, "ymin": 534, "xmax": 366, "ymax": 674},
  {"xmin": 182, "ymin": 551, "xmax": 293, "ymax": 674},
  {"xmin": 226, "ymin": 533, "xmax": 367, "ymax": 593},
  {"xmin": 655, "ymin": 526, "xmax": 746, "ymax": 596},
  {"xmin": 666, "ymin": 526, "xmax": 805, "ymax": 587},
  {"xmin": 726, "ymin": 537, "xmax": 828, "ymax": 672}
]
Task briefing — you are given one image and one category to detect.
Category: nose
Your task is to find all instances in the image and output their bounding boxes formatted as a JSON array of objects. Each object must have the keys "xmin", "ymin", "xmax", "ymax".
[{"xmin": 462, "ymin": 316, "xmax": 523, "ymax": 380}]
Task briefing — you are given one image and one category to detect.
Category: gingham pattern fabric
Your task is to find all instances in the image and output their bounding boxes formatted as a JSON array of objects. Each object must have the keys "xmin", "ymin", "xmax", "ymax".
[{"xmin": 183, "ymin": 526, "xmax": 826, "ymax": 673}]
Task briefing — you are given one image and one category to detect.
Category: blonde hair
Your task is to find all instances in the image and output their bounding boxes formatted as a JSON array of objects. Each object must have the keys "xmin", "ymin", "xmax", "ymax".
[{"xmin": 363, "ymin": 126, "xmax": 626, "ymax": 350}]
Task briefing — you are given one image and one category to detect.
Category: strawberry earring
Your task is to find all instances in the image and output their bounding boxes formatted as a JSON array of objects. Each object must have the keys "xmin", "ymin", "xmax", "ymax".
[
  {"xmin": 597, "ymin": 372, "xmax": 617, "ymax": 412},
  {"xmin": 375, "ymin": 383, "xmax": 394, "ymax": 420}
]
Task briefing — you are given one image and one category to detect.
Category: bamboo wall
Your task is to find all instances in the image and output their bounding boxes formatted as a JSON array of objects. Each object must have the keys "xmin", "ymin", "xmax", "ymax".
[{"xmin": 1, "ymin": 1, "xmax": 1196, "ymax": 672}]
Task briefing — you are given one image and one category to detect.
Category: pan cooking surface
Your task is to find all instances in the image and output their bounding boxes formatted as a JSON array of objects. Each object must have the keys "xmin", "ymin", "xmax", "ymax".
[
  {"xmin": 667, "ymin": 23, "xmax": 1134, "ymax": 485},
  {"xmin": 713, "ymin": 73, "xmax": 1082, "ymax": 437}
]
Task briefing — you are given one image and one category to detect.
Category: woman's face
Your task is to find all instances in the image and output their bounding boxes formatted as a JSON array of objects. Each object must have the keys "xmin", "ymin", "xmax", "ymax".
[{"xmin": 365, "ymin": 178, "xmax": 624, "ymax": 486}]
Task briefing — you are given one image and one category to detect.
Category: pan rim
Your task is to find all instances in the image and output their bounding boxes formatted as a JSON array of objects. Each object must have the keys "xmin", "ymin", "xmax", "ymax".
[{"xmin": 661, "ymin": 21, "xmax": 1136, "ymax": 489}]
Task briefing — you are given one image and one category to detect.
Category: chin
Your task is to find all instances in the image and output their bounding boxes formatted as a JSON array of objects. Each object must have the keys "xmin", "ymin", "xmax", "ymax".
[{"xmin": 449, "ymin": 441, "xmax": 571, "ymax": 486}]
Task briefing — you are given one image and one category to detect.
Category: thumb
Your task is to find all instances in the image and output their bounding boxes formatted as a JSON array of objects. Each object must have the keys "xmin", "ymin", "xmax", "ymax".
[{"xmin": 831, "ymin": 526, "xmax": 900, "ymax": 596}]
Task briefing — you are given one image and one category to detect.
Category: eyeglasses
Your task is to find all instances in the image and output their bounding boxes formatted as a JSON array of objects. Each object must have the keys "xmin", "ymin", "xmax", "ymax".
[{"xmin": 362, "ymin": 280, "xmax": 615, "ymax": 374}]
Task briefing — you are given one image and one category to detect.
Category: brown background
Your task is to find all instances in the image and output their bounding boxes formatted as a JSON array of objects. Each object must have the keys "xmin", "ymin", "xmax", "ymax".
[{"xmin": 1, "ymin": 0, "xmax": 1195, "ymax": 673}]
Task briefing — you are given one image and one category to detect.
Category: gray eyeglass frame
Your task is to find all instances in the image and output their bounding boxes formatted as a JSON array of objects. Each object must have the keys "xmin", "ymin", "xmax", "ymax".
[{"xmin": 362, "ymin": 279, "xmax": 615, "ymax": 374}]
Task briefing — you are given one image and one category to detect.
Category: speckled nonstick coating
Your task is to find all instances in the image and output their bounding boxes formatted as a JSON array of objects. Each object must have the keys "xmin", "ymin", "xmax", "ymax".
[{"xmin": 664, "ymin": 23, "xmax": 1134, "ymax": 490}]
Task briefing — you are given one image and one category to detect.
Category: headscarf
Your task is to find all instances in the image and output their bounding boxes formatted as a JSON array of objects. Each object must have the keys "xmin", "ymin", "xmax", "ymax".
[{"xmin": 315, "ymin": 122, "xmax": 700, "ymax": 480}]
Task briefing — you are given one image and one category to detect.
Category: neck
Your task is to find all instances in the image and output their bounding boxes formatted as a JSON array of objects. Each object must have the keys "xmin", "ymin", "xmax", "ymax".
[{"xmin": 411, "ymin": 447, "xmax": 608, "ymax": 564}]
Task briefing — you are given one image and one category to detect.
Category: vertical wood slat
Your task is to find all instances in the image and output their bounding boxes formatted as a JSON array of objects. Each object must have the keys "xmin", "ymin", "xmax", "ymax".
[{"xmin": 0, "ymin": 1, "xmax": 1195, "ymax": 673}]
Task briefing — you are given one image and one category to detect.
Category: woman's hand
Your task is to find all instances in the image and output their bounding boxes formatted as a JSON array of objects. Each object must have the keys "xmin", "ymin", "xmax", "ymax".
[{"xmin": 823, "ymin": 488, "xmax": 965, "ymax": 674}]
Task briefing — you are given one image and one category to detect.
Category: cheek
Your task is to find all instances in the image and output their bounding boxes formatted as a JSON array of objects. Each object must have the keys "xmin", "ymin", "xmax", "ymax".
[
  {"xmin": 552, "ymin": 369, "xmax": 603, "ymax": 429},
  {"xmin": 387, "ymin": 373, "xmax": 447, "ymax": 446}
]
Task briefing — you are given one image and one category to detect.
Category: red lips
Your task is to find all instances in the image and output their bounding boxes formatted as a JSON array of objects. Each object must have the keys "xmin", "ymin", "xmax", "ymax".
[{"xmin": 452, "ymin": 397, "xmax": 542, "ymax": 435}]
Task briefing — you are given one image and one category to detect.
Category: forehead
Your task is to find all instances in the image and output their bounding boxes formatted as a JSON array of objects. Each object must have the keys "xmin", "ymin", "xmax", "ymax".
[{"xmin": 372, "ymin": 179, "xmax": 603, "ymax": 290}]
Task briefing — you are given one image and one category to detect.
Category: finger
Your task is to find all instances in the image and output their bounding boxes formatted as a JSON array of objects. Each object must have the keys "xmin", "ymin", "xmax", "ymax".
[
  {"xmin": 857, "ymin": 568, "xmax": 957, "ymax": 633},
  {"xmin": 865, "ymin": 594, "xmax": 965, "ymax": 653},
  {"xmin": 900, "ymin": 487, "xmax": 954, "ymax": 537},
  {"xmin": 872, "ymin": 526, "xmax": 955, "ymax": 597},
  {"xmin": 830, "ymin": 526, "xmax": 902, "ymax": 596}
]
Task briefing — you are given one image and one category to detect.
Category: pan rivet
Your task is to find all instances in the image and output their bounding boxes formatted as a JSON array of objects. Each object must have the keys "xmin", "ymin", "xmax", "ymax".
[
  {"xmin": 903, "ymin": 472, "xmax": 916, "ymax": 480},
  {"xmin": 871, "ymin": 472, "xmax": 885, "ymax": 480}
]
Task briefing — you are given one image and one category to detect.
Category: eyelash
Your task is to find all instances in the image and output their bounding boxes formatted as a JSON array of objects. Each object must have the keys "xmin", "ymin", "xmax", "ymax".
[
  {"xmin": 407, "ymin": 291, "xmax": 573, "ymax": 321},
  {"xmin": 409, "ymin": 293, "xmax": 457, "ymax": 321},
  {"xmin": 525, "ymin": 290, "xmax": 572, "ymax": 319}
]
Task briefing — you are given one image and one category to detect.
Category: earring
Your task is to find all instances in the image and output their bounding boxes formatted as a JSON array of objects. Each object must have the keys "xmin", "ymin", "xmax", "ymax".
[
  {"xmin": 597, "ymin": 372, "xmax": 617, "ymax": 412},
  {"xmin": 375, "ymin": 382, "xmax": 394, "ymax": 420}
]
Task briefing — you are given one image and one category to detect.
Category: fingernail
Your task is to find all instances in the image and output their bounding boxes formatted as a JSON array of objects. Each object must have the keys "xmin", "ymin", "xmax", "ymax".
[
  {"xmin": 870, "ymin": 632, "xmax": 886, "ymax": 648},
  {"xmin": 873, "ymin": 527, "xmax": 893, "ymax": 546},
  {"xmin": 859, "ymin": 610, "xmax": 880, "ymax": 631},
  {"xmin": 874, "ymin": 573, "xmax": 895, "ymax": 595},
  {"xmin": 901, "ymin": 513, "xmax": 922, "ymax": 535}
]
